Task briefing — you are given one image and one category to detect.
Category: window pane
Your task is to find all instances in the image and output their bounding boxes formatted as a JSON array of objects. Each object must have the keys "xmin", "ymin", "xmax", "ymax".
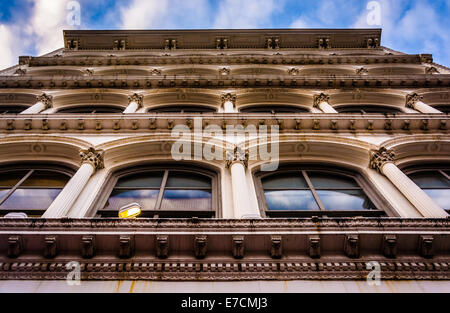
[
  {"xmin": 423, "ymin": 189, "xmax": 450, "ymax": 211},
  {"xmin": 104, "ymin": 189, "xmax": 159, "ymax": 211},
  {"xmin": 317, "ymin": 190, "xmax": 375, "ymax": 211},
  {"xmin": 309, "ymin": 172, "xmax": 360, "ymax": 189},
  {"xmin": 262, "ymin": 173, "xmax": 308, "ymax": 189},
  {"xmin": 161, "ymin": 190, "xmax": 212, "ymax": 211},
  {"xmin": 166, "ymin": 172, "xmax": 211, "ymax": 188},
  {"xmin": 0, "ymin": 189, "xmax": 9, "ymax": 200},
  {"xmin": 0, "ymin": 188, "xmax": 62, "ymax": 210},
  {"xmin": 264, "ymin": 190, "xmax": 319, "ymax": 211},
  {"xmin": 0, "ymin": 170, "xmax": 28, "ymax": 187},
  {"xmin": 408, "ymin": 171, "xmax": 450, "ymax": 188},
  {"xmin": 20, "ymin": 171, "xmax": 70, "ymax": 187},
  {"xmin": 116, "ymin": 172, "xmax": 163, "ymax": 188}
]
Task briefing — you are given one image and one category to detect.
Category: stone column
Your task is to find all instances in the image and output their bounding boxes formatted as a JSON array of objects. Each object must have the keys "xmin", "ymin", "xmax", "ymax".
[
  {"xmin": 370, "ymin": 147, "xmax": 448, "ymax": 218},
  {"xmin": 406, "ymin": 93, "xmax": 442, "ymax": 114},
  {"xmin": 43, "ymin": 147, "xmax": 105, "ymax": 218},
  {"xmin": 313, "ymin": 93, "xmax": 338, "ymax": 113},
  {"xmin": 123, "ymin": 93, "xmax": 144, "ymax": 113},
  {"xmin": 20, "ymin": 93, "xmax": 53, "ymax": 114},
  {"xmin": 221, "ymin": 93, "xmax": 237, "ymax": 113},
  {"xmin": 227, "ymin": 147, "xmax": 261, "ymax": 219}
]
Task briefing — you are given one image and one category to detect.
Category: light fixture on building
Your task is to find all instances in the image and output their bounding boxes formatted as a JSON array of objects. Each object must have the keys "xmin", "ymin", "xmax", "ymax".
[{"xmin": 118, "ymin": 203, "xmax": 142, "ymax": 219}]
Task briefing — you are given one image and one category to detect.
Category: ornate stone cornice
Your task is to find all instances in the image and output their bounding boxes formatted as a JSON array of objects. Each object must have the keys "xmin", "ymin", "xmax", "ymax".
[
  {"xmin": 36, "ymin": 93, "xmax": 53, "ymax": 109},
  {"xmin": 221, "ymin": 93, "xmax": 236, "ymax": 108},
  {"xmin": 0, "ymin": 218, "xmax": 448, "ymax": 281},
  {"xmin": 128, "ymin": 93, "xmax": 144, "ymax": 108},
  {"xmin": 406, "ymin": 93, "xmax": 424, "ymax": 109},
  {"xmin": 313, "ymin": 93, "xmax": 330, "ymax": 108},
  {"xmin": 79, "ymin": 147, "xmax": 104, "ymax": 170},
  {"xmin": 370, "ymin": 147, "xmax": 396, "ymax": 173},
  {"xmin": 226, "ymin": 146, "xmax": 249, "ymax": 169}
]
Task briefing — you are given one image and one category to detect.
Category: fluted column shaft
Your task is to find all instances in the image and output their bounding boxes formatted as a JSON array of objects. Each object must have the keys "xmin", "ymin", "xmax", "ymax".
[
  {"xmin": 123, "ymin": 101, "xmax": 139, "ymax": 113},
  {"xmin": 43, "ymin": 148, "xmax": 104, "ymax": 218},
  {"xmin": 227, "ymin": 148, "xmax": 261, "ymax": 219},
  {"xmin": 20, "ymin": 94, "xmax": 53, "ymax": 114},
  {"xmin": 406, "ymin": 93, "xmax": 442, "ymax": 114},
  {"xmin": 371, "ymin": 148, "xmax": 448, "ymax": 218}
]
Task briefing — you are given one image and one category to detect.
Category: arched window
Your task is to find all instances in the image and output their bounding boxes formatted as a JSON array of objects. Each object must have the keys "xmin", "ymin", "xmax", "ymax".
[
  {"xmin": 0, "ymin": 105, "xmax": 29, "ymax": 114},
  {"xmin": 433, "ymin": 105, "xmax": 450, "ymax": 113},
  {"xmin": 256, "ymin": 167, "xmax": 386, "ymax": 217},
  {"xmin": 240, "ymin": 105, "xmax": 309, "ymax": 114},
  {"xmin": 0, "ymin": 167, "xmax": 72, "ymax": 217},
  {"xmin": 147, "ymin": 105, "xmax": 216, "ymax": 113},
  {"xmin": 335, "ymin": 105, "xmax": 402, "ymax": 114},
  {"xmin": 406, "ymin": 168, "xmax": 450, "ymax": 213},
  {"xmin": 57, "ymin": 106, "xmax": 124, "ymax": 114},
  {"xmin": 98, "ymin": 167, "xmax": 218, "ymax": 218}
]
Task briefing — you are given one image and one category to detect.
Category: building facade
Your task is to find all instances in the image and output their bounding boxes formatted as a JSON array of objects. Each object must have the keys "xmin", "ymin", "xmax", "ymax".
[{"xmin": 0, "ymin": 29, "xmax": 449, "ymax": 292}]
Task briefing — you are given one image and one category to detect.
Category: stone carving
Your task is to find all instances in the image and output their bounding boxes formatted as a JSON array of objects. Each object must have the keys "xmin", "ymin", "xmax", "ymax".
[
  {"xmin": 313, "ymin": 93, "xmax": 330, "ymax": 108},
  {"xmin": 344, "ymin": 235, "xmax": 359, "ymax": 258},
  {"xmin": 14, "ymin": 68, "xmax": 27, "ymax": 76},
  {"xmin": 232, "ymin": 236, "xmax": 245, "ymax": 259},
  {"xmin": 288, "ymin": 68, "xmax": 300, "ymax": 76},
  {"xmin": 366, "ymin": 37, "xmax": 379, "ymax": 48},
  {"xmin": 165, "ymin": 39, "xmax": 177, "ymax": 50},
  {"xmin": 219, "ymin": 68, "xmax": 230, "ymax": 76},
  {"xmin": 266, "ymin": 37, "xmax": 280, "ymax": 49},
  {"xmin": 226, "ymin": 146, "xmax": 249, "ymax": 169},
  {"xmin": 7, "ymin": 235, "xmax": 22, "ymax": 258},
  {"xmin": 370, "ymin": 147, "xmax": 395, "ymax": 173},
  {"xmin": 113, "ymin": 39, "xmax": 126, "ymax": 50},
  {"xmin": 406, "ymin": 93, "xmax": 423, "ymax": 109},
  {"xmin": 308, "ymin": 235, "xmax": 321, "ymax": 259},
  {"xmin": 79, "ymin": 147, "xmax": 105, "ymax": 170},
  {"xmin": 382, "ymin": 235, "xmax": 397, "ymax": 258},
  {"xmin": 356, "ymin": 67, "xmax": 368, "ymax": 75},
  {"xmin": 81, "ymin": 235, "xmax": 95, "ymax": 259},
  {"xmin": 84, "ymin": 69, "xmax": 94, "ymax": 76},
  {"xmin": 194, "ymin": 235, "xmax": 208, "ymax": 259},
  {"xmin": 221, "ymin": 93, "xmax": 236, "ymax": 108},
  {"xmin": 156, "ymin": 235, "xmax": 170, "ymax": 259},
  {"xmin": 119, "ymin": 235, "xmax": 134, "ymax": 259},
  {"xmin": 419, "ymin": 235, "xmax": 433, "ymax": 258},
  {"xmin": 66, "ymin": 39, "xmax": 78, "ymax": 50},
  {"xmin": 216, "ymin": 38, "xmax": 228, "ymax": 50},
  {"xmin": 270, "ymin": 236, "xmax": 282, "ymax": 259},
  {"xmin": 44, "ymin": 235, "xmax": 58, "ymax": 259},
  {"xmin": 151, "ymin": 68, "xmax": 162, "ymax": 75},
  {"xmin": 318, "ymin": 37, "xmax": 330, "ymax": 49},
  {"xmin": 425, "ymin": 67, "xmax": 439, "ymax": 74},
  {"xmin": 36, "ymin": 93, "xmax": 53, "ymax": 109}
]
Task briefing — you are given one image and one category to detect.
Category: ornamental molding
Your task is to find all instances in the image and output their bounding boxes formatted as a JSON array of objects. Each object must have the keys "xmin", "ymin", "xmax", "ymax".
[
  {"xmin": 313, "ymin": 93, "xmax": 330, "ymax": 108},
  {"xmin": 369, "ymin": 147, "xmax": 396, "ymax": 173},
  {"xmin": 79, "ymin": 147, "xmax": 105, "ymax": 170},
  {"xmin": 226, "ymin": 146, "xmax": 249, "ymax": 169},
  {"xmin": 406, "ymin": 93, "xmax": 424, "ymax": 108},
  {"xmin": 220, "ymin": 93, "xmax": 236, "ymax": 108},
  {"xmin": 36, "ymin": 93, "xmax": 53, "ymax": 109},
  {"xmin": 0, "ymin": 218, "xmax": 449, "ymax": 281}
]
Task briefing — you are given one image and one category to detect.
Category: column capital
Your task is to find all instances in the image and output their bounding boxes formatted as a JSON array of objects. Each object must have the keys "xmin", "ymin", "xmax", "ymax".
[
  {"xmin": 226, "ymin": 146, "xmax": 248, "ymax": 169},
  {"xmin": 370, "ymin": 147, "xmax": 396, "ymax": 173},
  {"xmin": 36, "ymin": 93, "xmax": 53, "ymax": 109},
  {"xmin": 128, "ymin": 93, "xmax": 144, "ymax": 108},
  {"xmin": 406, "ymin": 93, "xmax": 423, "ymax": 109},
  {"xmin": 313, "ymin": 93, "xmax": 330, "ymax": 108},
  {"xmin": 221, "ymin": 93, "xmax": 236, "ymax": 108},
  {"xmin": 79, "ymin": 147, "xmax": 105, "ymax": 171}
]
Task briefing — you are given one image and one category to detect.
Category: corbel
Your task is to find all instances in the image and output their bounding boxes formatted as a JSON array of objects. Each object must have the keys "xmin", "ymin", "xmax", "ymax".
[
  {"xmin": 81, "ymin": 235, "xmax": 95, "ymax": 259},
  {"xmin": 156, "ymin": 235, "xmax": 170, "ymax": 259},
  {"xmin": 382, "ymin": 235, "xmax": 397, "ymax": 258},
  {"xmin": 7, "ymin": 235, "xmax": 22, "ymax": 258},
  {"xmin": 419, "ymin": 235, "xmax": 433, "ymax": 259},
  {"xmin": 270, "ymin": 235, "xmax": 283, "ymax": 259},
  {"xmin": 232, "ymin": 236, "xmax": 245, "ymax": 259},
  {"xmin": 44, "ymin": 235, "xmax": 58, "ymax": 259},
  {"xmin": 119, "ymin": 235, "xmax": 134, "ymax": 259},
  {"xmin": 194, "ymin": 235, "xmax": 208, "ymax": 259},
  {"xmin": 308, "ymin": 235, "xmax": 321, "ymax": 259},
  {"xmin": 344, "ymin": 234, "xmax": 360, "ymax": 258}
]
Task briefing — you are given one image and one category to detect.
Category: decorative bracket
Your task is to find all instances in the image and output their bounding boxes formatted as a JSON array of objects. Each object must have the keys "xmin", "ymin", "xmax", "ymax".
[
  {"xmin": 382, "ymin": 235, "xmax": 397, "ymax": 258},
  {"xmin": 308, "ymin": 235, "xmax": 321, "ymax": 259},
  {"xmin": 419, "ymin": 235, "xmax": 434, "ymax": 259},
  {"xmin": 81, "ymin": 235, "xmax": 95, "ymax": 259},
  {"xmin": 194, "ymin": 235, "xmax": 208, "ymax": 259},
  {"xmin": 7, "ymin": 235, "xmax": 22, "ymax": 258},
  {"xmin": 232, "ymin": 236, "xmax": 245, "ymax": 259},
  {"xmin": 156, "ymin": 235, "xmax": 170, "ymax": 259},
  {"xmin": 44, "ymin": 235, "xmax": 58, "ymax": 259},
  {"xmin": 270, "ymin": 235, "xmax": 283, "ymax": 259},
  {"xmin": 119, "ymin": 235, "xmax": 134, "ymax": 259},
  {"xmin": 344, "ymin": 235, "xmax": 360, "ymax": 258}
]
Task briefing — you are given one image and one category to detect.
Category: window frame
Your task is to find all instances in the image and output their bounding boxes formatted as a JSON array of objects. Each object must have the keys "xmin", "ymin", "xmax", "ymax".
[
  {"xmin": 0, "ymin": 165, "xmax": 74, "ymax": 217},
  {"xmin": 147, "ymin": 105, "xmax": 217, "ymax": 114},
  {"xmin": 334, "ymin": 105, "xmax": 402, "ymax": 114},
  {"xmin": 56, "ymin": 105, "xmax": 125, "ymax": 114},
  {"xmin": 254, "ymin": 165, "xmax": 392, "ymax": 218},
  {"xmin": 239, "ymin": 104, "xmax": 310, "ymax": 114},
  {"xmin": 96, "ymin": 165, "xmax": 220, "ymax": 219}
]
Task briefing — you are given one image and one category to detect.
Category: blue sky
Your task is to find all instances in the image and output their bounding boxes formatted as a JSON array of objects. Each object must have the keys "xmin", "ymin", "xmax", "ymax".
[{"xmin": 0, "ymin": 0, "xmax": 449, "ymax": 69}]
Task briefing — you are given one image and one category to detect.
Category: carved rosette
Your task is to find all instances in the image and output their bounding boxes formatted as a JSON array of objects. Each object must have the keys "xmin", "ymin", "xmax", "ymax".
[
  {"xmin": 226, "ymin": 146, "xmax": 249, "ymax": 169},
  {"xmin": 370, "ymin": 147, "xmax": 395, "ymax": 173},
  {"xmin": 313, "ymin": 93, "xmax": 330, "ymax": 108},
  {"xmin": 221, "ymin": 93, "xmax": 236, "ymax": 108},
  {"xmin": 79, "ymin": 147, "xmax": 105, "ymax": 171},
  {"xmin": 406, "ymin": 93, "xmax": 423, "ymax": 109},
  {"xmin": 128, "ymin": 93, "xmax": 144, "ymax": 108},
  {"xmin": 36, "ymin": 93, "xmax": 53, "ymax": 109}
]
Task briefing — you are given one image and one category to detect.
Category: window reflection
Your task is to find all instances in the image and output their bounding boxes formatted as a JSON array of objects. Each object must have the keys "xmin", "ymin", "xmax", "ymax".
[{"xmin": 408, "ymin": 169, "xmax": 450, "ymax": 211}]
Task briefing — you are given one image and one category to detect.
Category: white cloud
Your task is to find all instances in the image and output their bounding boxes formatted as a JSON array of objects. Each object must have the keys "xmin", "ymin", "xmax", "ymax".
[
  {"xmin": 213, "ymin": 0, "xmax": 280, "ymax": 29},
  {"xmin": 0, "ymin": 24, "xmax": 15, "ymax": 70}
]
